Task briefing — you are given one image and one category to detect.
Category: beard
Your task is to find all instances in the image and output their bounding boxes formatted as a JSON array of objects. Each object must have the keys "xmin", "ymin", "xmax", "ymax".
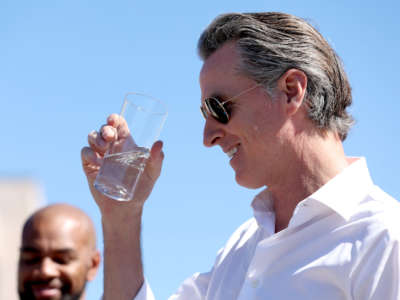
[{"xmin": 18, "ymin": 281, "xmax": 87, "ymax": 300}]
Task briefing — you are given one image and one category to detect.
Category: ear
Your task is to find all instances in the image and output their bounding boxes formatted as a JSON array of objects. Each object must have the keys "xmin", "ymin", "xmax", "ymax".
[
  {"xmin": 86, "ymin": 250, "xmax": 101, "ymax": 281},
  {"xmin": 276, "ymin": 69, "xmax": 307, "ymax": 116}
]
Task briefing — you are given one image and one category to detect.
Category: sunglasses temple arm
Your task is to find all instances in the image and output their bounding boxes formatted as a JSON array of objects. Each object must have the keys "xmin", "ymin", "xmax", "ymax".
[{"xmin": 221, "ymin": 82, "xmax": 264, "ymax": 105}]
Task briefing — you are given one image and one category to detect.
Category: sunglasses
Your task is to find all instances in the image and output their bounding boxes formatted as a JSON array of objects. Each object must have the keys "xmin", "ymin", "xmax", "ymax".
[{"xmin": 200, "ymin": 82, "xmax": 264, "ymax": 124}]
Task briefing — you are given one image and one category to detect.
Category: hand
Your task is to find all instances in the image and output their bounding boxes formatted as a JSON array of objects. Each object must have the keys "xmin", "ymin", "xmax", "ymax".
[{"xmin": 81, "ymin": 114, "xmax": 165, "ymax": 216}]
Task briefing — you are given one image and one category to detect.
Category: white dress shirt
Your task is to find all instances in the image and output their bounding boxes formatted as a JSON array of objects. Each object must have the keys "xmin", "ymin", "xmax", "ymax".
[{"xmin": 135, "ymin": 158, "xmax": 400, "ymax": 299}]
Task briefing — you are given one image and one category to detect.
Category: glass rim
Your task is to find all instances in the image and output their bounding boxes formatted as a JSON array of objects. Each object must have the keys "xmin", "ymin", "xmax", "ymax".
[{"xmin": 122, "ymin": 92, "xmax": 168, "ymax": 116}]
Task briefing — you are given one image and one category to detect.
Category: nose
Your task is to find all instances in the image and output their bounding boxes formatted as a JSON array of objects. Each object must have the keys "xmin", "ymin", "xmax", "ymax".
[
  {"xmin": 36, "ymin": 257, "xmax": 59, "ymax": 278},
  {"xmin": 203, "ymin": 118, "xmax": 225, "ymax": 147}
]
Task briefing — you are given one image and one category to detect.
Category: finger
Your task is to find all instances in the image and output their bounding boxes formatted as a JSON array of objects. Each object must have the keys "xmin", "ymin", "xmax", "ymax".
[
  {"xmin": 146, "ymin": 140, "xmax": 165, "ymax": 180},
  {"xmin": 107, "ymin": 113, "xmax": 121, "ymax": 126},
  {"xmin": 81, "ymin": 146, "xmax": 103, "ymax": 180},
  {"xmin": 88, "ymin": 130, "xmax": 109, "ymax": 156},
  {"xmin": 81, "ymin": 146, "xmax": 102, "ymax": 166},
  {"xmin": 132, "ymin": 141, "xmax": 165, "ymax": 203},
  {"xmin": 107, "ymin": 114, "xmax": 131, "ymax": 139},
  {"xmin": 149, "ymin": 140, "xmax": 164, "ymax": 160},
  {"xmin": 99, "ymin": 125, "xmax": 118, "ymax": 143}
]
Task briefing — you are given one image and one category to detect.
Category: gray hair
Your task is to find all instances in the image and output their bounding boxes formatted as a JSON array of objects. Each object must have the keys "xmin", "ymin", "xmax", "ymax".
[{"xmin": 198, "ymin": 12, "xmax": 354, "ymax": 140}]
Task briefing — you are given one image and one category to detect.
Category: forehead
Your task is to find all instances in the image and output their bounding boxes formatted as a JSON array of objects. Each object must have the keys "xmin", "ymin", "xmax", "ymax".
[
  {"xmin": 22, "ymin": 216, "xmax": 85, "ymax": 251},
  {"xmin": 199, "ymin": 41, "xmax": 254, "ymax": 99},
  {"xmin": 201, "ymin": 41, "xmax": 238, "ymax": 72}
]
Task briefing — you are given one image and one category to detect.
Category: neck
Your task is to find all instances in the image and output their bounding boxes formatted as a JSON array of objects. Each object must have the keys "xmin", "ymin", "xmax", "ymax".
[{"xmin": 269, "ymin": 131, "xmax": 349, "ymax": 232}]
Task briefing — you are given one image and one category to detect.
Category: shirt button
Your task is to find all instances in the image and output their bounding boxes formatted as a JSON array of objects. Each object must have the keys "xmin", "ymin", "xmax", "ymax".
[{"xmin": 250, "ymin": 278, "xmax": 259, "ymax": 288}]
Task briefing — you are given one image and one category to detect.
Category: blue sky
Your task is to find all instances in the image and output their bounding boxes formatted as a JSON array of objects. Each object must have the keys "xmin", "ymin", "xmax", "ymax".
[{"xmin": 1, "ymin": 1, "xmax": 399, "ymax": 299}]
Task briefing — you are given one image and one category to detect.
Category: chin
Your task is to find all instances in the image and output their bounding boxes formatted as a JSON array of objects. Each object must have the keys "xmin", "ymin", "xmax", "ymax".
[{"xmin": 235, "ymin": 172, "xmax": 264, "ymax": 189}]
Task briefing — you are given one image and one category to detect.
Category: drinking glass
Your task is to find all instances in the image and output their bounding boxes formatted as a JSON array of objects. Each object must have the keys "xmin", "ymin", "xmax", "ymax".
[{"xmin": 94, "ymin": 93, "xmax": 167, "ymax": 201}]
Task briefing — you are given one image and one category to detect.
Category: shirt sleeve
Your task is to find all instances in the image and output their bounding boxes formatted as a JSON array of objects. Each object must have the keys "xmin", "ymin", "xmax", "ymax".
[
  {"xmin": 352, "ymin": 233, "xmax": 400, "ymax": 299},
  {"xmin": 133, "ymin": 244, "xmax": 227, "ymax": 300},
  {"xmin": 129, "ymin": 271, "xmax": 212, "ymax": 300},
  {"xmin": 167, "ymin": 247, "xmax": 226, "ymax": 300},
  {"xmin": 133, "ymin": 279, "xmax": 156, "ymax": 300},
  {"xmin": 168, "ymin": 271, "xmax": 212, "ymax": 300},
  {"xmin": 136, "ymin": 248, "xmax": 222, "ymax": 300}
]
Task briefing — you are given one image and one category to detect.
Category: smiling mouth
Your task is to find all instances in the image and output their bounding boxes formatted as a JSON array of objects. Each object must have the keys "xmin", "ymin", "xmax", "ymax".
[
  {"xmin": 32, "ymin": 286, "xmax": 61, "ymax": 298},
  {"xmin": 29, "ymin": 281, "xmax": 63, "ymax": 299},
  {"xmin": 226, "ymin": 147, "xmax": 238, "ymax": 159}
]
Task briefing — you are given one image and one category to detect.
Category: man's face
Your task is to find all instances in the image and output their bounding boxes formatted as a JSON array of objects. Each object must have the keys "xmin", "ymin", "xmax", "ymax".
[
  {"xmin": 200, "ymin": 41, "xmax": 290, "ymax": 188},
  {"xmin": 18, "ymin": 216, "xmax": 95, "ymax": 300}
]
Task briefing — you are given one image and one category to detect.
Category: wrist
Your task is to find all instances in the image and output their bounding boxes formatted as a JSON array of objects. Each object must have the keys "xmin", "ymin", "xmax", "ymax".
[{"xmin": 101, "ymin": 204, "xmax": 143, "ymax": 231}]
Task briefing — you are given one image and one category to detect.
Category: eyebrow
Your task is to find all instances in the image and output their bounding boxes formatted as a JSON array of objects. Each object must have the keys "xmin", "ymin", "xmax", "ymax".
[{"xmin": 20, "ymin": 246, "xmax": 76, "ymax": 255}]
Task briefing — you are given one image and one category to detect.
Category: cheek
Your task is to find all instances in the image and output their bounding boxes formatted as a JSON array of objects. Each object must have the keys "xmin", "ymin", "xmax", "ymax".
[
  {"xmin": 17, "ymin": 269, "xmax": 28, "ymax": 289},
  {"xmin": 244, "ymin": 115, "xmax": 272, "ymax": 146},
  {"xmin": 18, "ymin": 264, "xmax": 33, "ymax": 283},
  {"xmin": 64, "ymin": 264, "xmax": 89, "ymax": 287},
  {"xmin": 249, "ymin": 103, "xmax": 275, "ymax": 132}
]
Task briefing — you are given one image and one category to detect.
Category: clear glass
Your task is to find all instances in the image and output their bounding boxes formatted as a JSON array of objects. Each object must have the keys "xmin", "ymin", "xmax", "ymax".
[{"xmin": 94, "ymin": 93, "xmax": 167, "ymax": 201}]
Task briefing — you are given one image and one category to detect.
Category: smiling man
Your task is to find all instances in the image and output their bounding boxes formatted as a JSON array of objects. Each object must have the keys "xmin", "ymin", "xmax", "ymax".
[
  {"xmin": 81, "ymin": 12, "xmax": 400, "ymax": 300},
  {"xmin": 18, "ymin": 203, "xmax": 100, "ymax": 300}
]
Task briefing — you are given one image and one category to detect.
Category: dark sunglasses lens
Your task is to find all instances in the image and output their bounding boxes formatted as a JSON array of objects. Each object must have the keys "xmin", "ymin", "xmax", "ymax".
[{"xmin": 206, "ymin": 98, "xmax": 229, "ymax": 124}]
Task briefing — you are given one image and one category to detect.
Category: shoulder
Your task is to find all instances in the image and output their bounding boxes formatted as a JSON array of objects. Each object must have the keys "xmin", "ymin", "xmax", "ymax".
[
  {"xmin": 352, "ymin": 185, "xmax": 400, "ymax": 252},
  {"xmin": 362, "ymin": 185, "xmax": 400, "ymax": 234},
  {"xmin": 213, "ymin": 217, "xmax": 259, "ymax": 264},
  {"xmin": 225, "ymin": 218, "xmax": 259, "ymax": 249}
]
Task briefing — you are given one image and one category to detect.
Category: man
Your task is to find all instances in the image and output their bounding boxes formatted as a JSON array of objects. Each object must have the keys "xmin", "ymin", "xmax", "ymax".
[
  {"xmin": 81, "ymin": 12, "xmax": 400, "ymax": 299},
  {"xmin": 18, "ymin": 203, "xmax": 101, "ymax": 300}
]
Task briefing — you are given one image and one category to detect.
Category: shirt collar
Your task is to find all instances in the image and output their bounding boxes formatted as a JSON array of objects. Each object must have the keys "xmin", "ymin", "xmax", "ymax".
[
  {"xmin": 251, "ymin": 157, "xmax": 374, "ymax": 229},
  {"xmin": 305, "ymin": 157, "xmax": 374, "ymax": 221},
  {"xmin": 251, "ymin": 188, "xmax": 275, "ymax": 233}
]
